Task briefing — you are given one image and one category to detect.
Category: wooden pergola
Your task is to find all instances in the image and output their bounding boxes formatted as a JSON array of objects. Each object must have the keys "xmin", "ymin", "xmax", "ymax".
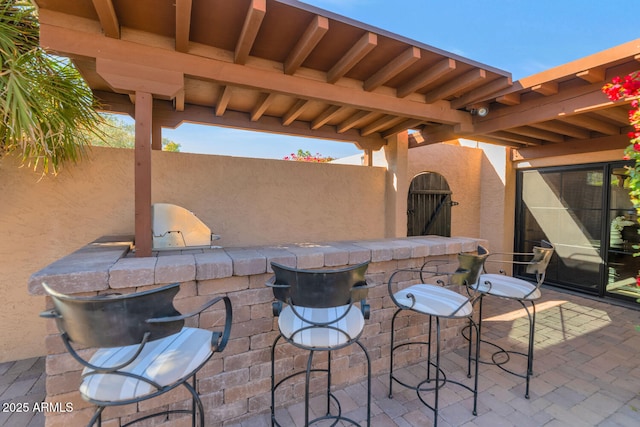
[{"xmin": 34, "ymin": 0, "xmax": 640, "ymax": 256}]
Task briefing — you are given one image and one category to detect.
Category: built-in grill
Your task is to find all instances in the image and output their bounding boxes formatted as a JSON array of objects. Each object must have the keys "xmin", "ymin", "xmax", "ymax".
[{"xmin": 152, "ymin": 203, "xmax": 220, "ymax": 250}]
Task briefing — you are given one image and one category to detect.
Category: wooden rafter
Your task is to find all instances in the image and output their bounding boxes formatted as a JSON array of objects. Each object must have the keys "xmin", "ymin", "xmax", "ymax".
[
  {"xmin": 424, "ymin": 68, "xmax": 486, "ymax": 103},
  {"xmin": 361, "ymin": 115, "xmax": 405, "ymax": 137},
  {"xmin": 175, "ymin": 0, "xmax": 192, "ymax": 53},
  {"xmin": 450, "ymin": 76, "xmax": 512, "ymax": 109},
  {"xmin": 397, "ymin": 58, "xmax": 456, "ymax": 98},
  {"xmin": 576, "ymin": 67, "xmax": 605, "ymax": 83},
  {"xmin": 284, "ymin": 15, "xmax": 329, "ymax": 75},
  {"xmin": 149, "ymin": 99, "xmax": 385, "ymax": 146},
  {"xmin": 496, "ymin": 93, "xmax": 520, "ymax": 105},
  {"xmin": 531, "ymin": 82, "xmax": 558, "ymax": 96},
  {"xmin": 91, "ymin": 0, "xmax": 119, "ymax": 38},
  {"xmin": 529, "ymin": 121, "xmax": 591, "ymax": 139},
  {"xmin": 327, "ymin": 32, "xmax": 377, "ymax": 83},
  {"xmin": 251, "ymin": 92, "xmax": 276, "ymax": 121},
  {"xmin": 558, "ymin": 115, "xmax": 620, "ymax": 135},
  {"xmin": 506, "ymin": 126, "xmax": 565, "ymax": 143},
  {"xmin": 381, "ymin": 119, "xmax": 424, "ymax": 139},
  {"xmin": 215, "ymin": 85, "xmax": 233, "ymax": 116},
  {"xmin": 489, "ymin": 131, "xmax": 542, "ymax": 146},
  {"xmin": 282, "ymin": 99, "xmax": 312, "ymax": 126},
  {"xmin": 235, "ymin": 0, "xmax": 266, "ymax": 65},
  {"xmin": 364, "ymin": 46, "xmax": 421, "ymax": 92},
  {"xmin": 338, "ymin": 111, "xmax": 377, "ymax": 133},
  {"xmin": 311, "ymin": 105, "xmax": 347, "ymax": 129},
  {"xmin": 591, "ymin": 107, "xmax": 631, "ymax": 124}
]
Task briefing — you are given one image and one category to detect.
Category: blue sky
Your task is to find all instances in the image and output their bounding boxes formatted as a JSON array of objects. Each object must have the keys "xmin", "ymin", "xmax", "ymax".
[{"xmin": 158, "ymin": 0, "xmax": 638, "ymax": 160}]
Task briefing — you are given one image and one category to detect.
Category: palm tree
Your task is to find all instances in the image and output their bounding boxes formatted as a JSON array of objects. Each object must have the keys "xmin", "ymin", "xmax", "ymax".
[{"xmin": 0, "ymin": 0, "xmax": 104, "ymax": 174}]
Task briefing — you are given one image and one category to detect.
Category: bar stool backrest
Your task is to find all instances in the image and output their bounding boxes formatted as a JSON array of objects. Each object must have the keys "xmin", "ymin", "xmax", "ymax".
[
  {"xmin": 270, "ymin": 262, "xmax": 369, "ymax": 308},
  {"xmin": 42, "ymin": 283, "xmax": 183, "ymax": 348},
  {"xmin": 451, "ymin": 245, "xmax": 489, "ymax": 287},
  {"xmin": 525, "ymin": 240, "xmax": 554, "ymax": 276}
]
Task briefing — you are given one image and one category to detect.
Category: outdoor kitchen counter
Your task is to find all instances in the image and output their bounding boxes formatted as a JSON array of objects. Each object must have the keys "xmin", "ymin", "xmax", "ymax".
[
  {"xmin": 29, "ymin": 235, "xmax": 487, "ymax": 425},
  {"xmin": 28, "ymin": 235, "xmax": 487, "ymax": 295}
]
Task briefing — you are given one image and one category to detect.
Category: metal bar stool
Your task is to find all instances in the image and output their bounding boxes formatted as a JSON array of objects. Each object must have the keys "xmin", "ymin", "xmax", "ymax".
[
  {"xmin": 40, "ymin": 282, "xmax": 232, "ymax": 427},
  {"xmin": 388, "ymin": 247, "xmax": 488, "ymax": 426},
  {"xmin": 472, "ymin": 240, "xmax": 554, "ymax": 398},
  {"xmin": 266, "ymin": 262, "xmax": 371, "ymax": 427}
]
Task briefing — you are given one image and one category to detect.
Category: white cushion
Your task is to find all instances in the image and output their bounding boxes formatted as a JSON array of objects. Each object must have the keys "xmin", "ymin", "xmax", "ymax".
[
  {"xmin": 394, "ymin": 284, "xmax": 472, "ymax": 318},
  {"xmin": 476, "ymin": 273, "xmax": 541, "ymax": 300},
  {"xmin": 278, "ymin": 305, "xmax": 364, "ymax": 348},
  {"xmin": 80, "ymin": 327, "xmax": 213, "ymax": 403}
]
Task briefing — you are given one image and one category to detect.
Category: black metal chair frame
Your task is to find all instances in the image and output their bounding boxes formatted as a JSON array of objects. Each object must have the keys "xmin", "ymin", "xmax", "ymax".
[
  {"xmin": 387, "ymin": 248, "xmax": 488, "ymax": 426},
  {"xmin": 473, "ymin": 240, "xmax": 554, "ymax": 399},
  {"xmin": 40, "ymin": 282, "xmax": 232, "ymax": 427},
  {"xmin": 266, "ymin": 262, "xmax": 371, "ymax": 427}
]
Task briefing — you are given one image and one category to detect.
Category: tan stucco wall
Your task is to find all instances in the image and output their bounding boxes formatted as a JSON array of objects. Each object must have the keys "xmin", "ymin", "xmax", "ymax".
[
  {"xmin": 1, "ymin": 147, "xmax": 387, "ymax": 362},
  {"xmin": 406, "ymin": 142, "xmax": 512, "ymax": 254}
]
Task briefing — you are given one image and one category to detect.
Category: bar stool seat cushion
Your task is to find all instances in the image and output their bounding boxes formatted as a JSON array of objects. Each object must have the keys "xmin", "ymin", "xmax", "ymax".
[
  {"xmin": 80, "ymin": 327, "xmax": 213, "ymax": 403},
  {"xmin": 393, "ymin": 284, "xmax": 473, "ymax": 318},
  {"xmin": 278, "ymin": 305, "xmax": 364, "ymax": 348},
  {"xmin": 476, "ymin": 273, "xmax": 542, "ymax": 300}
]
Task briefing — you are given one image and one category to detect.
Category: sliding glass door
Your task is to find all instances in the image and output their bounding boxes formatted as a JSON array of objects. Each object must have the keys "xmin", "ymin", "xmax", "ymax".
[{"xmin": 516, "ymin": 162, "xmax": 640, "ymax": 305}]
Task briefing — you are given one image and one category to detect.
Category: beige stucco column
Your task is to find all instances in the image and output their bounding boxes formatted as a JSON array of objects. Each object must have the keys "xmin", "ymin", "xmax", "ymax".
[{"xmin": 384, "ymin": 132, "xmax": 409, "ymax": 238}]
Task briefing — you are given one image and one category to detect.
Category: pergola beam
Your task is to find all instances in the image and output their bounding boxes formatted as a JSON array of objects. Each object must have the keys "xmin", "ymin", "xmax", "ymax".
[
  {"xmin": 423, "ymin": 68, "xmax": 486, "ymax": 103},
  {"xmin": 397, "ymin": 58, "xmax": 456, "ymax": 98},
  {"xmin": 151, "ymin": 99, "xmax": 385, "ymax": 147},
  {"xmin": 91, "ymin": 0, "xmax": 119, "ymax": 38},
  {"xmin": 40, "ymin": 23, "xmax": 472, "ymax": 127},
  {"xmin": 513, "ymin": 134, "xmax": 630, "ymax": 161},
  {"xmin": 284, "ymin": 15, "xmax": 329, "ymax": 75},
  {"xmin": 175, "ymin": 0, "xmax": 193, "ymax": 53},
  {"xmin": 235, "ymin": 0, "xmax": 266, "ymax": 64},
  {"xmin": 327, "ymin": 32, "xmax": 377, "ymax": 83},
  {"xmin": 364, "ymin": 46, "xmax": 420, "ymax": 92}
]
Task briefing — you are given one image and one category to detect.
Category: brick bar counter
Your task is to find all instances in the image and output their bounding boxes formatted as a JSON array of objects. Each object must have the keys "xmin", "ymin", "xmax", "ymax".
[{"xmin": 29, "ymin": 235, "xmax": 486, "ymax": 426}]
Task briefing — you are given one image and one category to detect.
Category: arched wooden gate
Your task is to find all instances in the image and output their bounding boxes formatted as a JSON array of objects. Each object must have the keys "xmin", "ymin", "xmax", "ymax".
[{"xmin": 407, "ymin": 172, "xmax": 456, "ymax": 237}]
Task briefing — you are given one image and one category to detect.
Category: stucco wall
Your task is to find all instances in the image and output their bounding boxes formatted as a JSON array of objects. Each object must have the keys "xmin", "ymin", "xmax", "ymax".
[
  {"xmin": 407, "ymin": 143, "xmax": 484, "ymax": 239},
  {"xmin": 0, "ymin": 147, "xmax": 386, "ymax": 362}
]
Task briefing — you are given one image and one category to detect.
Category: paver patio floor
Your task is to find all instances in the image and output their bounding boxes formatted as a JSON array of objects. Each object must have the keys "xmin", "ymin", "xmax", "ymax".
[{"xmin": 2, "ymin": 286, "xmax": 639, "ymax": 426}]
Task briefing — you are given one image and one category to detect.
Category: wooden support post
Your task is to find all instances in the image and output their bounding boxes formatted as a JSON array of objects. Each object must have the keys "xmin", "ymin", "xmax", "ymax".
[{"xmin": 134, "ymin": 92, "xmax": 153, "ymax": 257}]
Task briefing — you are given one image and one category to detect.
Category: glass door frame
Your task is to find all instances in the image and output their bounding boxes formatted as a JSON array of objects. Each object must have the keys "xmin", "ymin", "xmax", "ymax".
[{"xmin": 514, "ymin": 160, "xmax": 637, "ymax": 304}]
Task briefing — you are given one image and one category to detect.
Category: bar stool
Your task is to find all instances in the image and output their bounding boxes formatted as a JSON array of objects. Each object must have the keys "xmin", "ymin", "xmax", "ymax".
[
  {"xmin": 266, "ymin": 262, "xmax": 371, "ymax": 426},
  {"xmin": 473, "ymin": 240, "xmax": 554, "ymax": 398},
  {"xmin": 388, "ymin": 247, "xmax": 488, "ymax": 426},
  {"xmin": 40, "ymin": 282, "xmax": 232, "ymax": 427}
]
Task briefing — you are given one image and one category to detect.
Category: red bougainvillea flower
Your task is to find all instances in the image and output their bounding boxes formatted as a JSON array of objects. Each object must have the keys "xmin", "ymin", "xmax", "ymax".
[{"xmin": 636, "ymin": 276, "xmax": 640, "ymax": 287}]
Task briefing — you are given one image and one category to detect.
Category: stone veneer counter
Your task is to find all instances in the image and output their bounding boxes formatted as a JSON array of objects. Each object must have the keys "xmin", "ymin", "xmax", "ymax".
[
  {"xmin": 29, "ymin": 235, "xmax": 486, "ymax": 426},
  {"xmin": 29, "ymin": 235, "xmax": 486, "ymax": 295}
]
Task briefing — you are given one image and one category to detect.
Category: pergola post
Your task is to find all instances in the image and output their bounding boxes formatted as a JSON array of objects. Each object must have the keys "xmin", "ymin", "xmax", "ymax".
[
  {"xmin": 384, "ymin": 132, "xmax": 409, "ymax": 238},
  {"xmin": 134, "ymin": 91, "xmax": 153, "ymax": 257}
]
